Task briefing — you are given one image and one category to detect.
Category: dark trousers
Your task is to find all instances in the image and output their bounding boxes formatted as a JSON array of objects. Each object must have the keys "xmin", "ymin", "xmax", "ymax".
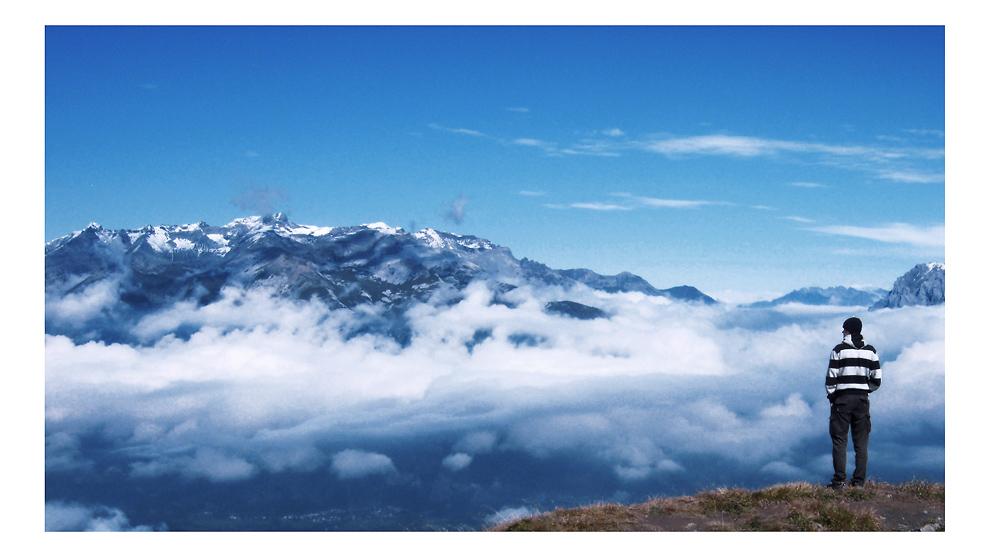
[{"xmin": 829, "ymin": 392, "xmax": 871, "ymax": 485}]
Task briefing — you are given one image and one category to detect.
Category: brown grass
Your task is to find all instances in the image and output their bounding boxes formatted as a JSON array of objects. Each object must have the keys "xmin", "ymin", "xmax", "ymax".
[{"xmin": 489, "ymin": 480, "xmax": 944, "ymax": 532}]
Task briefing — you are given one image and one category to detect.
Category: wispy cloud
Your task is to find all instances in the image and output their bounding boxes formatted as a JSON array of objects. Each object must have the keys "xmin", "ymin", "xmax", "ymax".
[
  {"xmin": 546, "ymin": 193, "xmax": 726, "ymax": 212},
  {"xmin": 506, "ymin": 107, "xmax": 529, "ymax": 113},
  {"xmin": 638, "ymin": 134, "xmax": 944, "ymax": 184},
  {"xmin": 643, "ymin": 134, "xmax": 784, "ymax": 157},
  {"xmin": 431, "ymin": 122, "xmax": 623, "ymax": 157},
  {"xmin": 431, "ymin": 120, "xmax": 942, "ymax": 185},
  {"xmin": 441, "ymin": 195, "xmax": 468, "ymax": 225},
  {"xmin": 549, "ymin": 202, "xmax": 632, "ymax": 211},
  {"xmin": 640, "ymin": 134, "xmax": 919, "ymax": 162},
  {"xmin": 809, "ymin": 223, "xmax": 945, "ymax": 247},
  {"xmin": 558, "ymin": 146, "xmax": 622, "ymax": 157},
  {"xmin": 514, "ymin": 137, "xmax": 622, "ymax": 157},
  {"xmin": 630, "ymin": 195, "xmax": 724, "ymax": 209},
  {"xmin": 429, "ymin": 123, "xmax": 487, "ymax": 137},
  {"xmin": 903, "ymin": 128, "xmax": 945, "ymax": 138},
  {"xmin": 878, "ymin": 171, "xmax": 945, "ymax": 184},
  {"xmin": 513, "ymin": 138, "xmax": 553, "ymax": 148},
  {"xmin": 230, "ymin": 185, "xmax": 290, "ymax": 215},
  {"xmin": 518, "ymin": 190, "xmax": 546, "ymax": 196}
]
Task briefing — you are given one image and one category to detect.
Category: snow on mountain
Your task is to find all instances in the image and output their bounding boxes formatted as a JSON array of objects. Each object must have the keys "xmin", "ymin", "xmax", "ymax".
[
  {"xmin": 44, "ymin": 214, "xmax": 716, "ymax": 345},
  {"xmin": 870, "ymin": 262, "xmax": 945, "ymax": 310}
]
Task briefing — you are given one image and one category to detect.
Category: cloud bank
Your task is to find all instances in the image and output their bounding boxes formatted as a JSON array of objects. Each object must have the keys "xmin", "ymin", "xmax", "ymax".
[{"xmin": 45, "ymin": 280, "xmax": 944, "ymax": 528}]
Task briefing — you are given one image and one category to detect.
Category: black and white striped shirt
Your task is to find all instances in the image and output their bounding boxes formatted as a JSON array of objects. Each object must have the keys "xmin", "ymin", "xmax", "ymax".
[{"xmin": 826, "ymin": 335, "xmax": 882, "ymax": 400}]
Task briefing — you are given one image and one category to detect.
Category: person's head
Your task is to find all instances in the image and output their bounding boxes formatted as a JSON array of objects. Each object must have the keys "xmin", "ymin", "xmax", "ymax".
[
  {"xmin": 842, "ymin": 317, "xmax": 865, "ymax": 346},
  {"xmin": 842, "ymin": 317, "xmax": 863, "ymax": 336}
]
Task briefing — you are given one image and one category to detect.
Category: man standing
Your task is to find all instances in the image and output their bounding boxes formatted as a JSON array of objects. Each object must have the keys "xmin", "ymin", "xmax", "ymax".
[{"xmin": 826, "ymin": 317, "xmax": 882, "ymax": 489}]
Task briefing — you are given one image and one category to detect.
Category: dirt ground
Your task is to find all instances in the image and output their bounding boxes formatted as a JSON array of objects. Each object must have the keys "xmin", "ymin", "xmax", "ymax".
[
  {"xmin": 495, "ymin": 481, "xmax": 945, "ymax": 532},
  {"xmin": 632, "ymin": 486, "xmax": 944, "ymax": 532}
]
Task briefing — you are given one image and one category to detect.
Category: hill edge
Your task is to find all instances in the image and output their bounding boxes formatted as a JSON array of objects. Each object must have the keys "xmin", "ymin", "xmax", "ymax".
[{"xmin": 489, "ymin": 480, "xmax": 944, "ymax": 532}]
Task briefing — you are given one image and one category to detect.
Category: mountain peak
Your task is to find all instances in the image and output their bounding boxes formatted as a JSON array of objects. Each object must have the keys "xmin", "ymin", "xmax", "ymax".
[
  {"xmin": 228, "ymin": 213, "xmax": 290, "ymax": 229},
  {"xmin": 265, "ymin": 212, "xmax": 290, "ymax": 225},
  {"xmin": 364, "ymin": 222, "xmax": 404, "ymax": 235},
  {"xmin": 870, "ymin": 262, "xmax": 945, "ymax": 310}
]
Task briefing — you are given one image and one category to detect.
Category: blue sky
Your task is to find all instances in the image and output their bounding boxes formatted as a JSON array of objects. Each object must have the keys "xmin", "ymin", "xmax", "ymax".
[{"xmin": 44, "ymin": 25, "xmax": 945, "ymax": 299}]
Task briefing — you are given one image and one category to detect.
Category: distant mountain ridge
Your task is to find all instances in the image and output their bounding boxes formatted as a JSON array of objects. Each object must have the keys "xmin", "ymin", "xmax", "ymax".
[
  {"xmin": 746, "ymin": 286, "xmax": 888, "ymax": 309},
  {"xmin": 45, "ymin": 214, "xmax": 715, "ymax": 344},
  {"xmin": 557, "ymin": 268, "xmax": 716, "ymax": 304},
  {"xmin": 742, "ymin": 263, "xmax": 944, "ymax": 310},
  {"xmin": 44, "ymin": 215, "xmax": 944, "ymax": 346}
]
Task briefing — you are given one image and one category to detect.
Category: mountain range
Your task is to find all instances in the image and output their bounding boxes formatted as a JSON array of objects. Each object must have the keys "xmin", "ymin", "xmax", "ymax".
[
  {"xmin": 44, "ymin": 214, "xmax": 714, "ymax": 344},
  {"xmin": 44, "ymin": 214, "xmax": 944, "ymax": 345},
  {"xmin": 743, "ymin": 264, "xmax": 945, "ymax": 311},
  {"xmin": 745, "ymin": 286, "xmax": 889, "ymax": 309}
]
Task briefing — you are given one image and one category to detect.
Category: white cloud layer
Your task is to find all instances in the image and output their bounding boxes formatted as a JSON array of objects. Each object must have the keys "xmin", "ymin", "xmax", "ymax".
[{"xmin": 45, "ymin": 282, "xmax": 944, "ymax": 491}]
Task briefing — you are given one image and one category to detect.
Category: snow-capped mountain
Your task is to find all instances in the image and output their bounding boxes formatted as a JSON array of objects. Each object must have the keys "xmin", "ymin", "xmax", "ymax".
[
  {"xmin": 745, "ymin": 286, "xmax": 888, "ymax": 308},
  {"xmin": 870, "ymin": 262, "xmax": 945, "ymax": 310},
  {"xmin": 45, "ymin": 213, "xmax": 715, "ymax": 344}
]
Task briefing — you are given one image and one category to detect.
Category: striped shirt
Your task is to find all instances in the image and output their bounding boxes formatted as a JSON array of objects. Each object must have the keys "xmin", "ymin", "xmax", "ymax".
[{"xmin": 826, "ymin": 336, "xmax": 882, "ymax": 400}]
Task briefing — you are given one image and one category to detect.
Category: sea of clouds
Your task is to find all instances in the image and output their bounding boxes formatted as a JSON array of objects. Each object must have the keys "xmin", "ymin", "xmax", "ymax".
[{"xmin": 45, "ymin": 280, "xmax": 945, "ymax": 529}]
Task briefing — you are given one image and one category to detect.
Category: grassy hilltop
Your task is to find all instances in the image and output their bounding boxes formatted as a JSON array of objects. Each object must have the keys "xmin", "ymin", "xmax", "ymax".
[{"xmin": 490, "ymin": 481, "xmax": 944, "ymax": 532}]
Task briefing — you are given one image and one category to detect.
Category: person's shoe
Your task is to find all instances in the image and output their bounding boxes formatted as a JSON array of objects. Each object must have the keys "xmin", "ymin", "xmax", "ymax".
[
  {"xmin": 826, "ymin": 481, "xmax": 845, "ymax": 491},
  {"xmin": 848, "ymin": 482, "xmax": 864, "ymax": 488}
]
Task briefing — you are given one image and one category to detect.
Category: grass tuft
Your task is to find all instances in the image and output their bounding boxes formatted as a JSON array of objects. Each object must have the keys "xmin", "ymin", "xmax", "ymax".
[
  {"xmin": 647, "ymin": 504, "xmax": 666, "ymax": 516},
  {"xmin": 814, "ymin": 504, "xmax": 883, "ymax": 531},
  {"xmin": 699, "ymin": 488, "xmax": 756, "ymax": 516},
  {"xmin": 499, "ymin": 502, "xmax": 639, "ymax": 532},
  {"xmin": 899, "ymin": 479, "xmax": 945, "ymax": 502}
]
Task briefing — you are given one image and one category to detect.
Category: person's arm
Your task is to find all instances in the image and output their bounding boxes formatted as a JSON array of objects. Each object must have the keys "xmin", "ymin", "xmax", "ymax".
[
  {"xmin": 867, "ymin": 347, "xmax": 882, "ymax": 393},
  {"xmin": 826, "ymin": 348, "xmax": 840, "ymax": 402}
]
